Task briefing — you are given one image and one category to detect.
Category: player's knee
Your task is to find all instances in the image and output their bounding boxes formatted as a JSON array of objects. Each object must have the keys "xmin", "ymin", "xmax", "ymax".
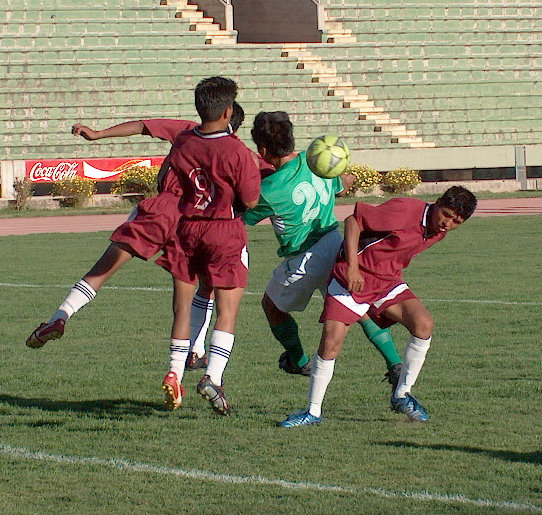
[{"xmin": 411, "ymin": 314, "xmax": 433, "ymax": 339}]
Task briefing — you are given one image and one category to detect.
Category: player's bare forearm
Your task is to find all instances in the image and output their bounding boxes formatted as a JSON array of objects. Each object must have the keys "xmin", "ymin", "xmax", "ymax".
[
  {"xmin": 336, "ymin": 173, "xmax": 355, "ymax": 197},
  {"xmin": 72, "ymin": 120, "xmax": 145, "ymax": 140},
  {"xmin": 344, "ymin": 215, "xmax": 364, "ymax": 291}
]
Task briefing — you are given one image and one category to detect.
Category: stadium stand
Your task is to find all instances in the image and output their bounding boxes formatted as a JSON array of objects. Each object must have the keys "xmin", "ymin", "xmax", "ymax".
[{"xmin": 1, "ymin": 0, "xmax": 542, "ymax": 197}]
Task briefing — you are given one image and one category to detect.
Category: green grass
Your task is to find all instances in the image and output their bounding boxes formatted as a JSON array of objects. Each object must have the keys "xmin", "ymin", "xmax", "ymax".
[{"xmin": 1, "ymin": 217, "xmax": 541, "ymax": 513}]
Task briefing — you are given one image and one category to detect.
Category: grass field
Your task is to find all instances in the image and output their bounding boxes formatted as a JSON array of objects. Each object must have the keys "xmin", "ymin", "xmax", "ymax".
[{"xmin": 1, "ymin": 215, "xmax": 541, "ymax": 513}]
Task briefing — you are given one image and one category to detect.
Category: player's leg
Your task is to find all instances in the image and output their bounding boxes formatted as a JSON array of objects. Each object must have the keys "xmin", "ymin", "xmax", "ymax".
[
  {"xmin": 358, "ymin": 314, "xmax": 402, "ymax": 389},
  {"xmin": 197, "ymin": 286, "xmax": 244, "ymax": 415},
  {"xmin": 186, "ymin": 282, "xmax": 214, "ymax": 370},
  {"xmin": 26, "ymin": 242, "xmax": 135, "ymax": 348},
  {"xmin": 280, "ymin": 319, "xmax": 350, "ymax": 427},
  {"xmin": 262, "ymin": 293, "xmax": 311, "ymax": 376},
  {"xmin": 162, "ymin": 277, "xmax": 196, "ymax": 410},
  {"xmin": 265, "ymin": 230, "xmax": 343, "ymax": 376},
  {"xmin": 382, "ymin": 298, "xmax": 433, "ymax": 422}
]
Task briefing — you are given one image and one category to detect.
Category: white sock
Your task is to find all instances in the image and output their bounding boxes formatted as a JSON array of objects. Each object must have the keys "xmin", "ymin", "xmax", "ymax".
[
  {"xmin": 394, "ymin": 335, "xmax": 431, "ymax": 398},
  {"xmin": 206, "ymin": 330, "xmax": 234, "ymax": 386},
  {"xmin": 189, "ymin": 295, "xmax": 214, "ymax": 357},
  {"xmin": 169, "ymin": 339, "xmax": 190, "ymax": 380},
  {"xmin": 50, "ymin": 279, "xmax": 96, "ymax": 322},
  {"xmin": 308, "ymin": 354, "xmax": 336, "ymax": 418}
]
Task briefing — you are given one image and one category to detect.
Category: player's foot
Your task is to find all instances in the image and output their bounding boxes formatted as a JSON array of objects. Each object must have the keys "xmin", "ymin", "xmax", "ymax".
[
  {"xmin": 279, "ymin": 409, "xmax": 322, "ymax": 428},
  {"xmin": 197, "ymin": 375, "xmax": 230, "ymax": 415},
  {"xmin": 383, "ymin": 363, "xmax": 402, "ymax": 391},
  {"xmin": 390, "ymin": 393, "xmax": 429, "ymax": 422},
  {"xmin": 26, "ymin": 319, "xmax": 66, "ymax": 348},
  {"xmin": 185, "ymin": 352, "xmax": 208, "ymax": 370},
  {"xmin": 162, "ymin": 371, "xmax": 186, "ymax": 410},
  {"xmin": 278, "ymin": 352, "xmax": 312, "ymax": 376}
]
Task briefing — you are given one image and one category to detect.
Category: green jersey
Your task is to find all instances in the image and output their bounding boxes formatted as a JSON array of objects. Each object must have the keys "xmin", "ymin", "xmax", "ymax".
[{"xmin": 243, "ymin": 151, "xmax": 343, "ymax": 257}]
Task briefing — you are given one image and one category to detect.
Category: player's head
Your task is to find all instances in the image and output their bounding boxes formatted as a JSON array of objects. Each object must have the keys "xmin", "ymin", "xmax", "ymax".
[
  {"xmin": 251, "ymin": 111, "xmax": 295, "ymax": 160},
  {"xmin": 429, "ymin": 186, "xmax": 477, "ymax": 234},
  {"xmin": 194, "ymin": 76, "xmax": 237, "ymax": 122},
  {"xmin": 229, "ymin": 101, "xmax": 245, "ymax": 133}
]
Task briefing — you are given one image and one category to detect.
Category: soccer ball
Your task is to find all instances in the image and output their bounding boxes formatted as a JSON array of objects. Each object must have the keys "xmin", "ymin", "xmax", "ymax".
[{"xmin": 306, "ymin": 135, "xmax": 350, "ymax": 179}]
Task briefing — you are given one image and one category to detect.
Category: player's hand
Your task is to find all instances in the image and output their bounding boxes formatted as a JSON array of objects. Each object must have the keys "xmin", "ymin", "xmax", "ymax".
[
  {"xmin": 346, "ymin": 265, "xmax": 364, "ymax": 292},
  {"xmin": 72, "ymin": 123, "xmax": 100, "ymax": 140}
]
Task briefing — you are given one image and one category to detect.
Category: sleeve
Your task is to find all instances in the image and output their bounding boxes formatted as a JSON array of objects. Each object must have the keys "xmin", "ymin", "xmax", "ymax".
[
  {"xmin": 354, "ymin": 198, "xmax": 420, "ymax": 233},
  {"xmin": 233, "ymin": 147, "xmax": 261, "ymax": 207},
  {"xmin": 243, "ymin": 195, "xmax": 274, "ymax": 226},
  {"xmin": 332, "ymin": 175, "xmax": 344, "ymax": 195},
  {"xmin": 141, "ymin": 119, "xmax": 197, "ymax": 143}
]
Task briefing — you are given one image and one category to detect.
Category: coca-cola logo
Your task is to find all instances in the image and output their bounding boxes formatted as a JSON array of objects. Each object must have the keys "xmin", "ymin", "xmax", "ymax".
[{"xmin": 28, "ymin": 162, "xmax": 79, "ymax": 182}]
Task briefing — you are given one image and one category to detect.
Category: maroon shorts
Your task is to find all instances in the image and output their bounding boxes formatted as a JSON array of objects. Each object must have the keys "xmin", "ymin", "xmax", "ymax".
[
  {"xmin": 110, "ymin": 192, "xmax": 180, "ymax": 260},
  {"xmin": 320, "ymin": 278, "xmax": 417, "ymax": 326},
  {"xmin": 156, "ymin": 217, "xmax": 249, "ymax": 288}
]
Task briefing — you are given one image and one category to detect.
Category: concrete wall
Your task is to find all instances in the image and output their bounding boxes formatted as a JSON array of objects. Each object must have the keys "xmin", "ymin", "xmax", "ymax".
[
  {"xmin": 351, "ymin": 144, "xmax": 542, "ymax": 173},
  {"xmin": 233, "ymin": 0, "xmax": 321, "ymax": 43},
  {"xmin": 196, "ymin": 0, "xmax": 233, "ymax": 30}
]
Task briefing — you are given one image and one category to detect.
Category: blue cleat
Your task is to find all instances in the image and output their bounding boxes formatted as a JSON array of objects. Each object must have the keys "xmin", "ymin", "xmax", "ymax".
[
  {"xmin": 279, "ymin": 409, "xmax": 322, "ymax": 428},
  {"xmin": 390, "ymin": 393, "xmax": 429, "ymax": 422}
]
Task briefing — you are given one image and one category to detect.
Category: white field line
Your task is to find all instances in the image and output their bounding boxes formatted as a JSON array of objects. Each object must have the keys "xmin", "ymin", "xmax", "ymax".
[
  {"xmin": 1, "ymin": 282, "xmax": 541, "ymax": 306},
  {"xmin": 0, "ymin": 444, "xmax": 540, "ymax": 512}
]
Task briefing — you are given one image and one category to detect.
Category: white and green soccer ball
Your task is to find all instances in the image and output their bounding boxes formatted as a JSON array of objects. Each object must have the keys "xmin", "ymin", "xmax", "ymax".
[{"xmin": 306, "ymin": 135, "xmax": 350, "ymax": 179}]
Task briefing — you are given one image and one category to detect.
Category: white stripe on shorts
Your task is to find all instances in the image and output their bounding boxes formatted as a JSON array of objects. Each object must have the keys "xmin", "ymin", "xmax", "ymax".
[
  {"xmin": 327, "ymin": 278, "xmax": 370, "ymax": 318},
  {"xmin": 372, "ymin": 283, "xmax": 409, "ymax": 309}
]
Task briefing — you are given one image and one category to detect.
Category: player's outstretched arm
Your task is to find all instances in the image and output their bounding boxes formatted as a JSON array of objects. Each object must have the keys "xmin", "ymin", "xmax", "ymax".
[{"xmin": 72, "ymin": 121, "xmax": 146, "ymax": 140}]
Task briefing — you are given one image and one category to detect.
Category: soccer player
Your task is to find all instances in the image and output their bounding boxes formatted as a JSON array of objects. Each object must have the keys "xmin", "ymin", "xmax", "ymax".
[
  {"xmin": 157, "ymin": 76, "xmax": 260, "ymax": 415},
  {"xmin": 26, "ymin": 103, "xmax": 247, "ymax": 380},
  {"xmin": 279, "ymin": 186, "xmax": 477, "ymax": 427},
  {"xmin": 243, "ymin": 111, "xmax": 403, "ymax": 387}
]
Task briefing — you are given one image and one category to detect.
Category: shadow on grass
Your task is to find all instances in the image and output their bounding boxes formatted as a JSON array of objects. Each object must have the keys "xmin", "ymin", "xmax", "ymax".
[
  {"xmin": 381, "ymin": 440, "xmax": 542, "ymax": 465},
  {"xmin": 0, "ymin": 394, "xmax": 166, "ymax": 418}
]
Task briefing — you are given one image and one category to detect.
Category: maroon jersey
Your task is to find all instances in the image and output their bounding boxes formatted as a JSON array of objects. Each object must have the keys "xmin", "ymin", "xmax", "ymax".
[
  {"xmin": 142, "ymin": 119, "xmax": 197, "ymax": 197},
  {"xmin": 332, "ymin": 198, "xmax": 446, "ymax": 302},
  {"xmin": 168, "ymin": 128, "xmax": 261, "ymax": 220}
]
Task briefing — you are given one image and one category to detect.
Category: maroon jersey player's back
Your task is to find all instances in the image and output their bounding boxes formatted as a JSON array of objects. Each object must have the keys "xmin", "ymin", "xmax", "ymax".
[
  {"xmin": 141, "ymin": 119, "xmax": 198, "ymax": 197},
  {"xmin": 169, "ymin": 128, "xmax": 261, "ymax": 220}
]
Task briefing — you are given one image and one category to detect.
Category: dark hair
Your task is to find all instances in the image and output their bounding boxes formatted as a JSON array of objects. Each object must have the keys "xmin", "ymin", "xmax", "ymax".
[
  {"xmin": 251, "ymin": 111, "xmax": 295, "ymax": 157},
  {"xmin": 230, "ymin": 101, "xmax": 245, "ymax": 132},
  {"xmin": 436, "ymin": 186, "xmax": 477, "ymax": 220},
  {"xmin": 194, "ymin": 76, "xmax": 237, "ymax": 122}
]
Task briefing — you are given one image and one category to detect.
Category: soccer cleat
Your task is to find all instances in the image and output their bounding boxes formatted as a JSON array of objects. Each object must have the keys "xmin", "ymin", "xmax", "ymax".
[
  {"xmin": 162, "ymin": 371, "xmax": 186, "ymax": 410},
  {"xmin": 185, "ymin": 352, "xmax": 208, "ymax": 371},
  {"xmin": 383, "ymin": 363, "xmax": 402, "ymax": 391},
  {"xmin": 197, "ymin": 375, "xmax": 230, "ymax": 415},
  {"xmin": 26, "ymin": 319, "xmax": 66, "ymax": 348},
  {"xmin": 278, "ymin": 352, "xmax": 312, "ymax": 376},
  {"xmin": 279, "ymin": 409, "xmax": 322, "ymax": 428},
  {"xmin": 390, "ymin": 393, "xmax": 429, "ymax": 422}
]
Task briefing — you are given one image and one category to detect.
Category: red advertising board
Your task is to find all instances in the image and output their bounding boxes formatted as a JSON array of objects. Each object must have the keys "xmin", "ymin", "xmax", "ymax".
[{"xmin": 25, "ymin": 157, "xmax": 166, "ymax": 182}]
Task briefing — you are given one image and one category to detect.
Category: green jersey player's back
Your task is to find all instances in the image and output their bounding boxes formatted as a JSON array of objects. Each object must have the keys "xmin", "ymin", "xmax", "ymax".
[{"xmin": 244, "ymin": 151, "xmax": 343, "ymax": 257}]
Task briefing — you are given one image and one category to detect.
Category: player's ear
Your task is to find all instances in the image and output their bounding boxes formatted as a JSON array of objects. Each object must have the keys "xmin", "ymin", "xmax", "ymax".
[{"xmin": 223, "ymin": 105, "xmax": 233, "ymax": 121}]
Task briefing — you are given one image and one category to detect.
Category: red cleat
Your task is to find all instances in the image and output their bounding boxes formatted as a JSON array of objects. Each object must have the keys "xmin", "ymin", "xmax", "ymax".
[
  {"xmin": 26, "ymin": 319, "xmax": 66, "ymax": 348},
  {"xmin": 162, "ymin": 371, "xmax": 186, "ymax": 410}
]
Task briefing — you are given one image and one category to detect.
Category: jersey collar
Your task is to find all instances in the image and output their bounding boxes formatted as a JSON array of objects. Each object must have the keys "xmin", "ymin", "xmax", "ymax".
[{"xmin": 193, "ymin": 126, "xmax": 233, "ymax": 139}]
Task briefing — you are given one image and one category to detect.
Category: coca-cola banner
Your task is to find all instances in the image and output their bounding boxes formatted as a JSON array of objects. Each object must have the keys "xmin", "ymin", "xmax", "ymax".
[{"xmin": 26, "ymin": 157, "xmax": 165, "ymax": 182}]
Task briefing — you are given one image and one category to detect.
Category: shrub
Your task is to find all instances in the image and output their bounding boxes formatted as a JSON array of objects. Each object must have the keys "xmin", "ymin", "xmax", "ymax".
[
  {"xmin": 110, "ymin": 165, "xmax": 160, "ymax": 201},
  {"xmin": 51, "ymin": 176, "xmax": 97, "ymax": 207},
  {"xmin": 13, "ymin": 177, "xmax": 34, "ymax": 211},
  {"xmin": 343, "ymin": 163, "xmax": 382, "ymax": 195},
  {"xmin": 381, "ymin": 167, "xmax": 422, "ymax": 194}
]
